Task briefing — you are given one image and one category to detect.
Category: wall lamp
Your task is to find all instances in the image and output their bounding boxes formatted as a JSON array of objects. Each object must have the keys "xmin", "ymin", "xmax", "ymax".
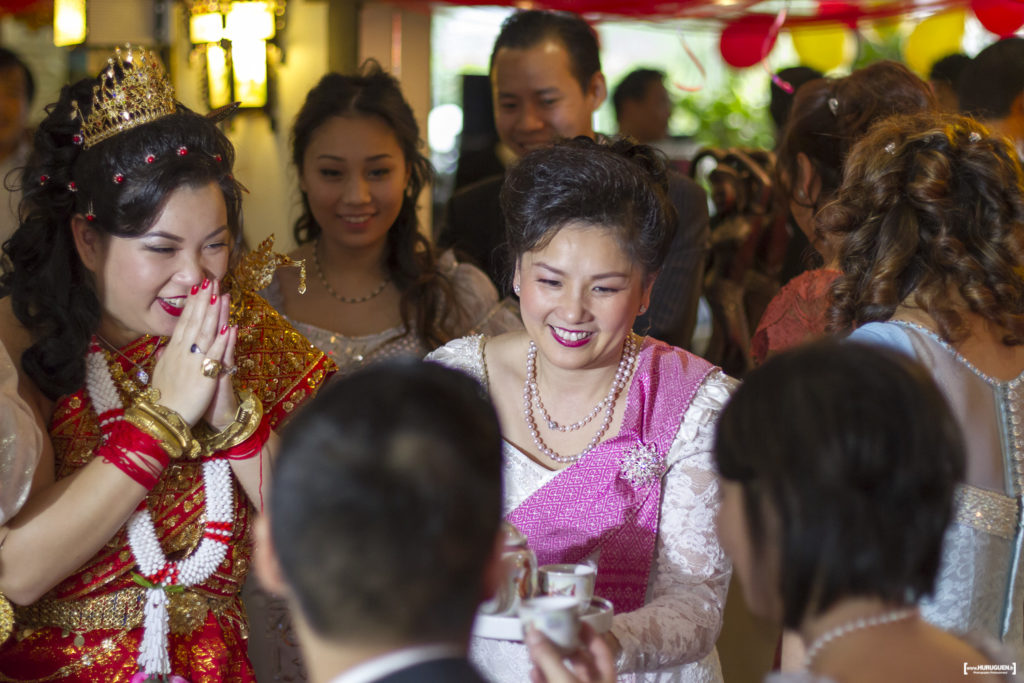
[
  {"xmin": 54, "ymin": 0, "xmax": 88, "ymax": 47},
  {"xmin": 187, "ymin": 0, "xmax": 285, "ymax": 110}
]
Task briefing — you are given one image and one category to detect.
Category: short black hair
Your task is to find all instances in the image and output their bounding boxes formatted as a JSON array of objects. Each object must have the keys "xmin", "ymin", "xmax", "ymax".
[
  {"xmin": 269, "ymin": 360, "xmax": 503, "ymax": 643},
  {"xmin": 929, "ymin": 53, "xmax": 971, "ymax": 87},
  {"xmin": 489, "ymin": 10, "xmax": 601, "ymax": 94},
  {"xmin": 0, "ymin": 47, "xmax": 34, "ymax": 104},
  {"xmin": 501, "ymin": 136, "xmax": 676, "ymax": 282},
  {"xmin": 769, "ymin": 65, "xmax": 822, "ymax": 131},
  {"xmin": 958, "ymin": 38, "xmax": 1024, "ymax": 119},
  {"xmin": 714, "ymin": 341, "xmax": 965, "ymax": 630},
  {"xmin": 612, "ymin": 68, "xmax": 665, "ymax": 120}
]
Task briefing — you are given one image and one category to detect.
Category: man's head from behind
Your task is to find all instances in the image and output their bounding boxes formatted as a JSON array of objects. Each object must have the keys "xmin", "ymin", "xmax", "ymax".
[
  {"xmin": 489, "ymin": 10, "xmax": 606, "ymax": 157},
  {"xmin": 958, "ymin": 38, "xmax": 1024, "ymax": 155},
  {"xmin": 260, "ymin": 360, "xmax": 503, "ymax": 647}
]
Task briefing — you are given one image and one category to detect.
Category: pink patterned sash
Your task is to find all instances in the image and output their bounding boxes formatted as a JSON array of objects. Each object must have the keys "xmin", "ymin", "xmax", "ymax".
[{"xmin": 507, "ymin": 338, "xmax": 714, "ymax": 613}]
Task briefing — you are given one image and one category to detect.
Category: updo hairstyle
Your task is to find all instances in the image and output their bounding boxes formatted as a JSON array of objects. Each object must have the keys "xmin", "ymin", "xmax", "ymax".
[
  {"xmin": 821, "ymin": 112, "xmax": 1024, "ymax": 345},
  {"xmin": 500, "ymin": 136, "xmax": 676, "ymax": 281}
]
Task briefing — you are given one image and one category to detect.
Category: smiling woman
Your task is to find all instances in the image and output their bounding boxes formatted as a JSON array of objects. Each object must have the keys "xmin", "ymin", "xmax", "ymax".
[
  {"xmin": 261, "ymin": 61, "xmax": 521, "ymax": 378},
  {"xmin": 0, "ymin": 47, "xmax": 334, "ymax": 682},
  {"xmin": 428, "ymin": 136, "xmax": 734, "ymax": 683}
]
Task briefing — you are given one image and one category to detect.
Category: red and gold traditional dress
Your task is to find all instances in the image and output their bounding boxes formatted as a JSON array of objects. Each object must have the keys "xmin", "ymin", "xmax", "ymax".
[{"xmin": 0, "ymin": 288, "xmax": 335, "ymax": 682}]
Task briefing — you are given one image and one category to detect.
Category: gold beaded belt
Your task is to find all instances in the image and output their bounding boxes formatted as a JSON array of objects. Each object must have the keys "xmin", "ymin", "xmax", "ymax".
[
  {"xmin": 953, "ymin": 484, "xmax": 1018, "ymax": 541},
  {"xmin": 14, "ymin": 587, "xmax": 244, "ymax": 636}
]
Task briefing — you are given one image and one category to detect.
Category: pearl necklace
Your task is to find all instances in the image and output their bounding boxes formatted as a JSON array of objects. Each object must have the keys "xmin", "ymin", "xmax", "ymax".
[
  {"xmin": 85, "ymin": 340, "xmax": 233, "ymax": 681},
  {"xmin": 523, "ymin": 334, "xmax": 639, "ymax": 464},
  {"xmin": 314, "ymin": 239, "xmax": 390, "ymax": 304},
  {"xmin": 803, "ymin": 607, "xmax": 917, "ymax": 669}
]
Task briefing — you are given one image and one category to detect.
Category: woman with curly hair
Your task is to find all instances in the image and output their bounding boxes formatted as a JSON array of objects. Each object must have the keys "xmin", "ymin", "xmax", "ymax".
[
  {"xmin": 262, "ymin": 62, "xmax": 520, "ymax": 376},
  {"xmin": 750, "ymin": 61, "xmax": 935, "ymax": 365},
  {"xmin": 823, "ymin": 111, "xmax": 1024, "ymax": 658}
]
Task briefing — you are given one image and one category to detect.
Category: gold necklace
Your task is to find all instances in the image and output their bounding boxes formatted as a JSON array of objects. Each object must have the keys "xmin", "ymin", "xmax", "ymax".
[{"xmin": 313, "ymin": 239, "xmax": 390, "ymax": 304}]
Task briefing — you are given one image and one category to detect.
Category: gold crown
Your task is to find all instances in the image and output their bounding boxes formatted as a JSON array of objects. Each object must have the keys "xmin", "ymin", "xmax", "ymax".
[{"xmin": 73, "ymin": 46, "xmax": 177, "ymax": 150}]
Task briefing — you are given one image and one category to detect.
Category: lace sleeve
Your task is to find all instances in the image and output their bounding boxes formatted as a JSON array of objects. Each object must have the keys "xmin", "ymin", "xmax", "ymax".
[
  {"xmin": 611, "ymin": 369, "xmax": 737, "ymax": 673},
  {"xmin": 0, "ymin": 339, "xmax": 42, "ymax": 525},
  {"xmin": 425, "ymin": 335, "xmax": 488, "ymax": 388},
  {"xmin": 448, "ymin": 256, "xmax": 523, "ymax": 337}
]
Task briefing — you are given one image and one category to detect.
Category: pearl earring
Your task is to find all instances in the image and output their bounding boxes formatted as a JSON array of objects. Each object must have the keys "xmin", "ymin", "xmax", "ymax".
[
  {"xmin": 513, "ymin": 284, "xmax": 521, "ymax": 296},
  {"xmin": 639, "ymin": 304, "xmax": 648, "ymax": 314}
]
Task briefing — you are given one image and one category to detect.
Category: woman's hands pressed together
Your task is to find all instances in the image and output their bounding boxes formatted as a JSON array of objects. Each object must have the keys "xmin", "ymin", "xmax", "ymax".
[{"xmin": 150, "ymin": 278, "xmax": 238, "ymax": 428}]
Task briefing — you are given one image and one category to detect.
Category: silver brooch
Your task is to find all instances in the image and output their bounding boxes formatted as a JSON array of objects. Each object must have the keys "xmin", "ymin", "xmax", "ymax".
[{"xmin": 619, "ymin": 442, "xmax": 665, "ymax": 487}]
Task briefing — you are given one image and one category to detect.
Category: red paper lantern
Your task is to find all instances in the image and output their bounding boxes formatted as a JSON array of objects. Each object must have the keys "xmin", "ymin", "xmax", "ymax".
[
  {"xmin": 971, "ymin": 0, "xmax": 1024, "ymax": 37},
  {"xmin": 720, "ymin": 15, "xmax": 779, "ymax": 68}
]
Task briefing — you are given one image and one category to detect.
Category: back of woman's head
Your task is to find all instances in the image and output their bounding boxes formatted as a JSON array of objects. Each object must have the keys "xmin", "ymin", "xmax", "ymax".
[
  {"xmin": 2, "ymin": 47, "xmax": 241, "ymax": 399},
  {"xmin": 776, "ymin": 61, "xmax": 936, "ymax": 204},
  {"xmin": 501, "ymin": 136, "xmax": 676, "ymax": 280},
  {"xmin": 290, "ymin": 61, "xmax": 433, "ymax": 245},
  {"xmin": 714, "ymin": 341, "xmax": 965, "ymax": 630},
  {"xmin": 822, "ymin": 112, "xmax": 1024, "ymax": 344}
]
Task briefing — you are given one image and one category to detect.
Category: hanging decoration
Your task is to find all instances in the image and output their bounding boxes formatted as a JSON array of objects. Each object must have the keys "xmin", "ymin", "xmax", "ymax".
[
  {"xmin": 902, "ymin": 8, "xmax": 966, "ymax": 77},
  {"xmin": 970, "ymin": 0, "xmax": 1024, "ymax": 37},
  {"xmin": 792, "ymin": 23, "xmax": 857, "ymax": 72},
  {"xmin": 720, "ymin": 14, "xmax": 779, "ymax": 69}
]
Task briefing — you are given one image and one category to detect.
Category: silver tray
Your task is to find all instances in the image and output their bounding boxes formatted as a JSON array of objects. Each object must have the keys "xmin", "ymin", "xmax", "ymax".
[{"xmin": 472, "ymin": 596, "xmax": 614, "ymax": 641}]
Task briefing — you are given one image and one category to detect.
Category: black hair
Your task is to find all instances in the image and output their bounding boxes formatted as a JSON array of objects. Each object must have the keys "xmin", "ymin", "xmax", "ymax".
[
  {"xmin": 958, "ymin": 38, "xmax": 1024, "ymax": 119},
  {"xmin": 270, "ymin": 360, "xmax": 503, "ymax": 642},
  {"xmin": 501, "ymin": 136, "xmax": 675, "ymax": 283},
  {"xmin": 929, "ymin": 53, "xmax": 971, "ymax": 87},
  {"xmin": 612, "ymin": 68, "xmax": 665, "ymax": 120},
  {"xmin": 714, "ymin": 341, "xmax": 965, "ymax": 629},
  {"xmin": 0, "ymin": 47, "xmax": 35, "ymax": 104},
  {"xmin": 290, "ymin": 62, "xmax": 465, "ymax": 351},
  {"xmin": 489, "ymin": 10, "xmax": 601, "ymax": 95},
  {"xmin": 769, "ymin": 65, "xmax": 822, "ymax": 132},
  {"xmin": 1, "ymin": 54, "xmax": 242, "ymax": 400}
]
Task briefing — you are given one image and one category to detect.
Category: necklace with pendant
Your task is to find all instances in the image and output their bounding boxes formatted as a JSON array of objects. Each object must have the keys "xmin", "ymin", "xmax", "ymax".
[{"xmin": 95, "ymin": 333, "xmax": 159, "ymax": 385}]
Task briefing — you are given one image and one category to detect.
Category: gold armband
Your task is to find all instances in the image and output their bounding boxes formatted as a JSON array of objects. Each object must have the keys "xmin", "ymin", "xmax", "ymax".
[
  {"xmin": 126, "ymin": 398, "xmax": 202, "ymax": 460},
  {"xmin": 196, "ymin": 390, "xmax": 264, "ymax": 456}
]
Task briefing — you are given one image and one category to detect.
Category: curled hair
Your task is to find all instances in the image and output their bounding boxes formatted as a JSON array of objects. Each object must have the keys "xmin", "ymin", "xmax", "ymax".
[
  {"xmin": 715, "ymin": 341, "xmax": 965, "ymax": 628},
  {"xmin": 776, "ymin": 61, "xmax": 935, "ymax": 212},
  {"xmin": 290, "ymin": 62, "xmax": 462, "ymax": 351},
  {"xmin": 822, "ymin": 112, "xmax": 1024, "ymax": 344},
  {"xmin": 1, "ymin": 62, "xmax": 242, "ymax": 400},
  {"xmin": 501, "ymin": 136, "xmax": 676, "ymax": 280}
]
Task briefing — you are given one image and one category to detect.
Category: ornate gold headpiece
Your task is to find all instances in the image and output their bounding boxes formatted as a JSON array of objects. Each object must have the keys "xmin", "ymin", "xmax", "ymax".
[{"xmin": 72, "ymin": 45, "xmax": 177, "ymax": 150}]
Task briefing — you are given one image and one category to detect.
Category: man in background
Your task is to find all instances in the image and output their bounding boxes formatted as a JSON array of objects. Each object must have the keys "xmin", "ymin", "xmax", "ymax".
[
  {"xmin": 958, "ymin": 37, "xmax": 1024, "ymax": 158},
  {"xmin": 439, "ymin": 9, "xmax": 710, "ymax": 350},
  {"xmin": 613, "ymin": 68, "xmax": 671, "ymax": 145},
  {"xmin": 254, "ymin": 361, "xmax": 503, "ymax": 683}
]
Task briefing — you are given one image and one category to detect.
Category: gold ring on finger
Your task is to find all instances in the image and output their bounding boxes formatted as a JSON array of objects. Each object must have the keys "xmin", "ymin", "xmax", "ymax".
[{"xmin": 201, "ymin": 357, "xmax": 223, "ymax": 379}]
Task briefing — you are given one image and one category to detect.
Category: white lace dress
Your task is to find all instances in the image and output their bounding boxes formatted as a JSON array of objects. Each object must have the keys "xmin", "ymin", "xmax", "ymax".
[{"xmin": 427, "ymin": 336, "xmax": 735, "ymax": 683}]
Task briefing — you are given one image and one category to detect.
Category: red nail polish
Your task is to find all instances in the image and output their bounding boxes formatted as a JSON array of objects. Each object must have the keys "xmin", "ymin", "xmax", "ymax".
[
  {"xmin": 220, "ymin": 324, "xmax": 228, "ymax": 335},
  {"xmin": 201, "ymin": 278, "xmax": 210, "ymax": 290},
  {"xmin": 190, "ymin": 284, "xmax": 199, "ymax": 295},
  {"xmin": 210, "ymin": 294, "xmax": 217, "ymax": 305}
]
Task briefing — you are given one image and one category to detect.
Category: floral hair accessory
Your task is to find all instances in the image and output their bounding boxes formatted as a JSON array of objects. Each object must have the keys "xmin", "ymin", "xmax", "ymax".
[
  {"xmin": 177, "ymin": 146, "xmax": 188, "ymax": 156},
  {"xmin": 145, "ymin": 154, "xmax": 156, "ymax": 164},
  {"xmin": 828, "ymin": 97, "xmax": 839, "ymax": 116},
  {"xmin": 114, "ymin": 173, "xmax": 125, "ymax": 184},
  {"xmin": 969, "ymin": 131, "xmax": 981, "ymax": 142},
  {"xmin": 885, "ymin": 141, "xmax": 897, "ymax": 155}
]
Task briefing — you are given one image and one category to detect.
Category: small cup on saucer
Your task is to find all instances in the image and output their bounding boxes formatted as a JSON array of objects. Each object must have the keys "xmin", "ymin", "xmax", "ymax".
[
  {"xmin": 518, "ymin": 595, "xmax": 581, "ymax": 654},
  {"xmin": 539, "ymin": 563, "xmax": 596, "ymax": 614}
]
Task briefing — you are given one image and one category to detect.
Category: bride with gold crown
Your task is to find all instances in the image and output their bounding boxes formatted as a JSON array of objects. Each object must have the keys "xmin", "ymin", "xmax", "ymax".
[{"xmin": 0, "ymin": 46, "xmax": 334, "ymax": 681}]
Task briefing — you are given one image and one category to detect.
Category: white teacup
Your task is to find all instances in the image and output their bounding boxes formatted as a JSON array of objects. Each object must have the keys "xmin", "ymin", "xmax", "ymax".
[
  {"xmin": 518, "ymin": 595, "xmax": 581, "ymax": 653},
  {"xmin": 539, "ymin": 563, "xmax": 596, "ymax": 614}
]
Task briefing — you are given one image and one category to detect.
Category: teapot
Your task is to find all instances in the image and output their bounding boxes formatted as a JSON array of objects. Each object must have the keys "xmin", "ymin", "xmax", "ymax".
[{"xmin": 479, "ymin": 521, "xmax": 537, "ymax": 616}]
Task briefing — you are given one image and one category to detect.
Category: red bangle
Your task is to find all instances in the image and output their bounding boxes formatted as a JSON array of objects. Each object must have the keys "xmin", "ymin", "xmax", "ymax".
[
  {"xmin": 217, "ymin": 416, "xmax": 271, "ymax": 461},
  {"xmin": 99, "ymin": 421, "xmax": 170, "ymax": 489}
]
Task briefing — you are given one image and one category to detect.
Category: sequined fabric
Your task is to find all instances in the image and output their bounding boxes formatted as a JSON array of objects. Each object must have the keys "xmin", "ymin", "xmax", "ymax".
[
  {"xmin": 427, "ymin": 336, "xmax": 734, "ymax": 682},
  {"xmin": 851, "ymin": 321, "xmax": 1024, "ymax": 660},
  {"xmin": 0, "ymin": 290, "xmax": 335, "ymax": 682}
]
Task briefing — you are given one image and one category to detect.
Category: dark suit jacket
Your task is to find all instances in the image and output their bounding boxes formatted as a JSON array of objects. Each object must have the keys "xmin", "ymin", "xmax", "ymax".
[
  {"xmin": 374, "ymin": 656, "xmax": 488, "ymax": 683},
  {"xmin": 438, "ymin": 168, "xmax": 710, "ymax": 350}
]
